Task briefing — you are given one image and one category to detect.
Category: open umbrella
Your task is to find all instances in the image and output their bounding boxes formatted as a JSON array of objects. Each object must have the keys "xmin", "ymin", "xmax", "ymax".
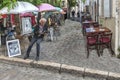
[
  {"xmin": 55, "ymin": 7, "xmax": 66, "ymax": 14},
  {"xmin": 0, "ymin": 1, "xmax": 39, "ymax": 14},
  {"xmin": 55, "ymin": 7, "xmax": 63, "ymax": 12},
  {"xmin": 38, "ymin": 3, "xmax": 56, "ymax": 12},
  {"xmin": 43, "ymin": 11, "xmax": 54, "ymax": 19}
]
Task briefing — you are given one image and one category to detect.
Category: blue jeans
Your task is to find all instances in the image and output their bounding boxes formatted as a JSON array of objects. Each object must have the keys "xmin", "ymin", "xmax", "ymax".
[{"xmin": 26, "ymin": 37, "xmax": 42, "ymax": 57}]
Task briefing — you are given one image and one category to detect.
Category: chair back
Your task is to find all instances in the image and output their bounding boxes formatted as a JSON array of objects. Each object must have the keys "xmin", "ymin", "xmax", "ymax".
[
  {"xmin": 82, "ymin": 23, "xmax": 90, "ymax": 28},
  {"xmin": 86, "ymin": 33, "xmax": 98, "ymax": 45},
  {"xmin": 99, "ymin": 32, "xmax": 112, "ymax": 43}
]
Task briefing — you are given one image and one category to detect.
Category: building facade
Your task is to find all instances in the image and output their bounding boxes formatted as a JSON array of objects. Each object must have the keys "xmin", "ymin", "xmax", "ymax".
[{"xmin": 88, "ymin": 0, "xmax": 120, "ymax": 55}]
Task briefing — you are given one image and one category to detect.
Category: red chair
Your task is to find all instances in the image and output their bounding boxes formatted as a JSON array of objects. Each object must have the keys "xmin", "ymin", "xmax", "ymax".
[
  {"xmin": 86, "ymin": 33, "xmax": 100, "ymax": 58},
  {"xmin": 99, "ymin": 32, "xmax": 114, "ymax": 56}
]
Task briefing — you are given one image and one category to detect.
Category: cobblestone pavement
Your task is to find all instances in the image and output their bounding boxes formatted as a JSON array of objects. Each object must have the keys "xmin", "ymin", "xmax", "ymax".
[
  {"xmin": 0, "ymin": 63, "xmax": 106, "ymax": 80},
  {"xmin": 1, "ymin": 19, "xmax": 120, "ymax": 73}
]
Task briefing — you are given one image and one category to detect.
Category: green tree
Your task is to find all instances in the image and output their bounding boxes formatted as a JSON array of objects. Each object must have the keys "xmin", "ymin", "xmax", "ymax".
[
  {"xmin": 0, "ymin": 0, "xmax": 16, "ymax": 9},
  {"xmin": 67, "ymin": 0, "xmax": 77, "ymax": 18},
  {"xmin": 42, "ymin": 0, "xmax": 62, "ymax": 7},
  {"xmin": 81, "ymin": 0, "xmax": 86, "ymax": 4},
  {"xmin": 0, "ymin": 0, "xmax": 63, "ymax": 10},
  {"xmin": 0, "ymin": 0, "xmax": 43, "ymax": 9}
]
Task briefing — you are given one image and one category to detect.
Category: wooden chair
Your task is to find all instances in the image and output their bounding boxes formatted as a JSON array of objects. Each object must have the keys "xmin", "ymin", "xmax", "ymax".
[
  {"xmin": 86, "ymin": 33, "xmax": 100, "ymax": 58},
  {"xmin": 98, "ymin": 32, "xmax": 114, "ymax": 56}
]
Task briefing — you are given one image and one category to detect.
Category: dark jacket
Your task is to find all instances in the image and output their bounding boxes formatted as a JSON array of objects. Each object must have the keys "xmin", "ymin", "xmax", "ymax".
[{"xmin": 33, "ymin": 24, "xmax": 46, "ymax": 39}]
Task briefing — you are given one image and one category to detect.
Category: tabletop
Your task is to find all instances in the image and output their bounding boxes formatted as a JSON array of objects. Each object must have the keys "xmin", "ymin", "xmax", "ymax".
[{"xmin": 86, "ymin": 27, "xmax": 111, "ymax": 34}]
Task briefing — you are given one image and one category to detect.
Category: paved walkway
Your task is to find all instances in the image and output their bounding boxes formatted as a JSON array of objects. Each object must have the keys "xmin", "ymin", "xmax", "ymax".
[
  {"xmin": 1, "ymin": 19, "xmax": 120, "ymax": 74},
  {"xmin": 0, "ymin": 63, "xmax": 106, "ymax": 80}
]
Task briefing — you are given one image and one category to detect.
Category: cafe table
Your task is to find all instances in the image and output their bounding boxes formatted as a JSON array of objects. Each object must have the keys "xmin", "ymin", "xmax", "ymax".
[{"xmin": 86, "ymin": 27, "xmax": 111, "ymax": 35}]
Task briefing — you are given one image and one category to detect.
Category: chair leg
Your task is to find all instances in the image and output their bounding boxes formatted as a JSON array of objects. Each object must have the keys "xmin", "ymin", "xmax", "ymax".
[
  {"xmin": 96, "ymin": 45, "xmax": 100, "ymax": 57},
  {"xmin": 99, "ymin": 45, "xmax": 103, "ymax": 56},
  {"xmin": 87, "ymin": 46, "xmax": 89, "ymax": 58},
  {"xmin": 82, "ymin": 27, "xmax": 85, "ymax": 36},
  {"xmin": 109, "ymin": 43, "xmax": 115, "ymax": 56}
]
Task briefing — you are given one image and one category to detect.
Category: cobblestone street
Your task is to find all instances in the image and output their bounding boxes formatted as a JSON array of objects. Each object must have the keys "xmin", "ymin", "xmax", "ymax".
[
  {"xmin": 22, "ymin": 19, "xmax": 120, "ymax": 73},
  {"xmin": 0, "ymin": 0, "xmax": 120, "ymax": 79},
  {"xmin": 1, "ymin": 19, "xmax": 120, "ymax": 74}
]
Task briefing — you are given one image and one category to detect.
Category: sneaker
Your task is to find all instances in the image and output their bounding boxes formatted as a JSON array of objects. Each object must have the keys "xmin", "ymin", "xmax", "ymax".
[
  {"xmin": 35, "ymin": 56, "xmax": 39, "ymax": 61},
  {"xmin": 24, "ymin": 55, "xmax": 29, "ymax": 60}
]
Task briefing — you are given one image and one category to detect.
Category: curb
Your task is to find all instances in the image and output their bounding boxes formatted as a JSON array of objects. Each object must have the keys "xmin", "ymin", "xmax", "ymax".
[{"xmin": 0, "ymin": 55, "xmax": 120, "ymax": 80}]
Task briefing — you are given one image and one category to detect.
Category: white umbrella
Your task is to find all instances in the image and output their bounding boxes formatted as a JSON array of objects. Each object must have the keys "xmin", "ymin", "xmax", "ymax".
[{"xmin": 0, "ymin": 1, "xmax": 39, "ymax": 14}]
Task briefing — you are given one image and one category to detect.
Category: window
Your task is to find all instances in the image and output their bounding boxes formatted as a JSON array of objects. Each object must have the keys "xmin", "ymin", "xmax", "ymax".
[{"xmin": 104, "ymin": 0, "xmax": 112, "ymax": 17}]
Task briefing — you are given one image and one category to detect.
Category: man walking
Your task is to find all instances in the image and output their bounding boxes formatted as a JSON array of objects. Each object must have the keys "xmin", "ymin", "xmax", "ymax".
[
  {"xmin": 24, "ymin": 18, "xmax": 47, "ymax": 61},
  {"xmin": 71, "ymin": 9, "xmax": 75, "ymax": 20}
]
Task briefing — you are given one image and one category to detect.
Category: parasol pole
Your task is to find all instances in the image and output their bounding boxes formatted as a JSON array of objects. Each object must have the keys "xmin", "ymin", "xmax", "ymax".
[
  {"xmin": 37, "ymin": 12, "xmax": 41, "ymax": 24},
  {"xmin": 19, "ymin": 14, "xmax": 22, "ymax": 35}
]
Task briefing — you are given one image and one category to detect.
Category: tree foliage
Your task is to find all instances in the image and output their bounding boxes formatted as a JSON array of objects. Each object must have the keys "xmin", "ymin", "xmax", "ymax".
[
  {"xmin": 16, "ymin": 0, "xmax": 42, "ymax": 6},
  {"xmin": 67, "ymin": 0, "xmax": 77, "ymax": 18},
  {"xmin": 0, "ymin": 0, "xmax": 16, "ymax": 9},
  {"xmin": 41, "ymin": 0, "xmax": 62, "ymax": 7},
  {"xmin": 68, "ymin": 0, "xmax": 77, "ymax": 7},
  {"xmin": 0, "ymin": 0, "xmax": 64, "ymax": 9},
  {"xmin": 81, "ymin": 0, "xmax": 86, "ymax": 4}
]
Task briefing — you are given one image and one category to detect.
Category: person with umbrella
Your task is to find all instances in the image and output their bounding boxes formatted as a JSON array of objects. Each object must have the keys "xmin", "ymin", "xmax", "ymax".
[{"xmin": 24, "ymin": 18, "xmax": 47, "ymax": 61}]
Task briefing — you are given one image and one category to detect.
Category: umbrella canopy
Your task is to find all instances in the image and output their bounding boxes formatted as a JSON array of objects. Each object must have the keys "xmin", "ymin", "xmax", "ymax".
[
  {"xmin": 0, "ymin": 1, "xmax": 39, "ymax": 14},
  {"xmin": 38, "ymin": 3, "xmax": 56, "ymax": 12},
  {"xmin": 55, "ymin": 7, "xmax": 63, "ymax": 12},
  {"xmin": 43, "ymin": 11, "xmax": 54, "ymax": 19},
  {"xmin": 55, "ymin": 7, "xmax": 66, "ymax": 14}
]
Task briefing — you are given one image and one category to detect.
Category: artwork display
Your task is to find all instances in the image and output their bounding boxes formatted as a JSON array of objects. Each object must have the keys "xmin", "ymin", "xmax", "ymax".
[
  {"xmin": 6, "ymin": 39, "xmax": 21, "ymax": 57},
  {"xmin": 21, "ymin": 17, "xmax": 32, "ymax": 34}
]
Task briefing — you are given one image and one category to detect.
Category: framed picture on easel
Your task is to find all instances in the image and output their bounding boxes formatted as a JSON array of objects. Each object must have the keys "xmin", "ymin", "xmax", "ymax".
[
  {"xmin": 6, "ymin": 39, "xmax": 21, "ymax": 57},
  {"xmin": 21, "ymin": 17, "xmax": 32, "ymax": 35}
]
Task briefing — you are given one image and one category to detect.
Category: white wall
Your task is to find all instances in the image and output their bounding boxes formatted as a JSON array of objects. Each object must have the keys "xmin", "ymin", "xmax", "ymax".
[
  {"xmin": 116, "ymin": 0, "xmax": 120, "ymax": 55},
  {"xmin": 112, "ymin": 0, "xmax": 116, "ymax": 17}
]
